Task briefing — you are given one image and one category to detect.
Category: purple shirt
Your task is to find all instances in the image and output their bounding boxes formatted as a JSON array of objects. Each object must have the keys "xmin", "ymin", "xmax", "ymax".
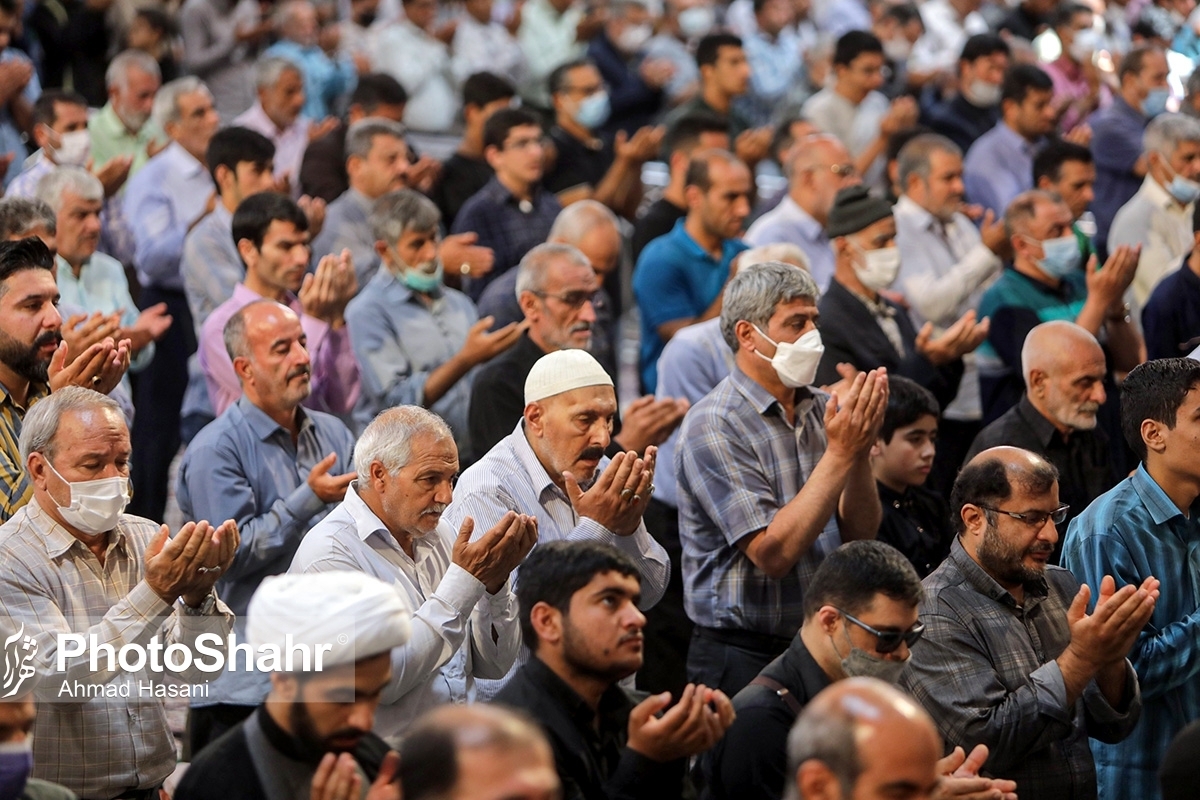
[
  {"xmin": 233, "ymin": 103, "xmax": 310, "ymax": 197},
  {"xmin": 199, "ymin": 282, "xmax": 361, "ymax": 416}
]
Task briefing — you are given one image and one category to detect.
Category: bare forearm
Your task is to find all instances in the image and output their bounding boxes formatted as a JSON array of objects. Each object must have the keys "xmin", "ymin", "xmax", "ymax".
[
  {"xmin": 837, "ymin": 455, "xmax": 881, "ymax": 540},
  {"xmin": 854, "ymin": 136, "xmax": 887, "ymax": 180},
  {"xmin": 422, "ymin": 353, "xmax": 472, "ymax": 406},
  {"xmin": 1105, "ymin": 319, "xmax": 1144, "ymax": 372},
  {"xmin": 752, "ymin": 450, "xmax": 855, "ymax": 578},
  {"xmin": 591, "ymin": 157, "xmax": 636, "ymax": 214},
  {"xmin": 1074, "ymin": 296, "xmax": 1109, "ymax": 337}
]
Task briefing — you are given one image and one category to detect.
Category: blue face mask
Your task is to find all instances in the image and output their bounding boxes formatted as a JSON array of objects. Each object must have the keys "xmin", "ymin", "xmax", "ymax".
[
  {"xmin": 574, "ymin": 91, "xmax": 611, "ymax": 130},
  {"xmin": 1169, "ymin": 173, "xmax": 1200, "ymax": 204},
  {"xmin": 0, "ymin": 742, "xmax": 32, "ymax": 799},
  {"xmin": 1029, "ymin": 234, "xmax": 1081, "ymax": 278},
  {"xmin": 389, "ymin": 247, "xmax": 443, "ymax": 294},
  {"xmin": 1142, "ymin": 88, "xmax": 1171, "ymax": 117}
]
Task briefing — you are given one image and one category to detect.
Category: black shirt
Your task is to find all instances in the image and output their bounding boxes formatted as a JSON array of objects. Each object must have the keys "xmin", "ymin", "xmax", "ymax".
[
  {"xmin": 876, "ymin": 481, "xmax": 954, "ymax": 578},
  {"xmin": 495, "ymin": 657, "xmax": 685, "ymax": 800},
  {"xmin": 632, "ymin": 198, "xmax": 686, "ymax": 262},
  {"xmin": 432, "ymin": 152, "xmax": 493, "ymax": 228},
  {"xmin": 701, "ymin": 635, "xmax": 831, "ymax": 800},
  {"xmin": 545, "ymin": 126, "xmax": 615, "ymax": 196},
  {"xmin": 299, "ymin": 122, "xmax": 350, "ymax": 203},
  {"xmin": 921, "ymin": 93, "xmax": 1001, "ymax": 154},
  {"xmin": 966, "ymin": 394, "xmax": 1116, "ymax": 549}
]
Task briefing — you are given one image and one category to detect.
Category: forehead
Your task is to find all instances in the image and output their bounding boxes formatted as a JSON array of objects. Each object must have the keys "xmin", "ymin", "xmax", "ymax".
[
  {"xmin": 928, "ymin": 149, "xmax": 963, "ymax": 173},
  {"xmin": 503, "ymin": 124, "xmax": 543, "ymax": 145},
  {"xmin": 0, "ymin": 267, "xmax": 56, "ymax": 301},
  {"xmin": 55, "ymin": 406, "xmax": 130, "ymax": 448},
  {"xmin": 715, "ymin": 45, "xmax": 745, "ymax": 64},
  {"xmin": 546, "ymin": 384, "xmax": 617, "ymax": 415},
  {"xmin": 0, "ymin": 698, "xmax": 34, "ymax": 727},
  {"xmin": 178, "ymin": 90, "xmax": 213, "ymax": 114},
  {"xmin": 855, "ymin": 592, "xmax": 920, "ymax": 625},
  {"xmin": 368, "ymin": 133, "xmax": 407, "ymax": 157},
  {"xmin": 770, "ymin": 294, "xmax": 818, "ymax": 320},
  {"xmin": 62, "ymin": 190, "xmax": 102, "ymax": 210},
  {"xmin": 565, "ymin": 64, "xmax": 601, "ymax": 85},
  {"xmin": 573, "ymin": 569, "xmax": 641, "ymax": 602},
  {"xmin": 1020, "ymin": 88, "xmax": 1054, "ymax": 106},
  {"xmin": 263, "ymin": 219, "xmax": 307, "ymax": 243},
  {"xmin": 847, "ymin": 52, "xmax": 884, "ymax": 69},
  {"xmin": 402, "ymin": 433, "xmax": 458, "ymax": 469},
  {"xmin": 246, "ymin": 308, "xmax": 304, "ymax": 343},
  {"xmin": 1032, "ymin": 199, "xmax": 1071, "ymax": 226},
  {"xmin": 707, "ymin": 159, "xmax": 752, "ymax": 188},
  {"xmin": 545, "ymin": 257, "xmax": 597, "ymax": 287},
  {"xmin": 811, "ymin": 139, "xmax": 851, "ymax": 165},
  {"xmin": 1058, "ymin": 160, "xmax": 1095, "ymax": 182}
]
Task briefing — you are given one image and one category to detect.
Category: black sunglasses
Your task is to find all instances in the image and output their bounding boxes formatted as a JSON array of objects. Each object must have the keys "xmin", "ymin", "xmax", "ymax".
[{"xmin": 838, "ymin": 609, "xmax": 925, "ymax": 654}]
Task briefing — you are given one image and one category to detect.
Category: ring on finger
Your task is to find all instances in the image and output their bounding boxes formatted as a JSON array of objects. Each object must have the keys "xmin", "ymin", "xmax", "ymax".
[
  {"xmin": 632, "ymin": 494, "xmax": 642, "ymax": 503},
  {"xmin": 620, "ymin": 488, "xmax": 634, "ymax": 500}
]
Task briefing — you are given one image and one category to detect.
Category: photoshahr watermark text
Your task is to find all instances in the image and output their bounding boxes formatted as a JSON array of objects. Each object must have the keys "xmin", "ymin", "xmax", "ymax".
[{"xmin": 56, "ymin": 633, "xmax": 340, "ymax": 674}]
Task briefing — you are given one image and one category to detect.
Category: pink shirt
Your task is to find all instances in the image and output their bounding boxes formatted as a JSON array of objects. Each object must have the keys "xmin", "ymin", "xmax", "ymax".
[
  {"xmin": 1044, "ymin": 56, "xmax": 1112, "ymax": 135},
  {"xmin": 232, "ymin": 103, "xmax": 310, "ymax": 197}
]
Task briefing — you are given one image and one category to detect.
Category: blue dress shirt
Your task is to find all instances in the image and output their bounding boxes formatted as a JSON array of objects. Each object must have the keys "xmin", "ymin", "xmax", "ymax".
[
  {"xmin": 963, "ymin": 122, "xmax": 1040, "ymax": 215},
  {"xmin": 1089, "ymin": 97, "xmax": 1148, "ymax": 256},
  {"xmin": 263, "ymin": 40, "xmax": 357, "ymax": 120}
]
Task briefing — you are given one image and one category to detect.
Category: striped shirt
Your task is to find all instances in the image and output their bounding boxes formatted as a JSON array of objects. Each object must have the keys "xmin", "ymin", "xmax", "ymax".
[
  {"xmin": 1062, "ymin": 464, "xmax": 1200, "ymax": 800},
  {"xmin": 676, "ymin": 366, "xmax": 841, "ymax": 636},
  {"xmin": 0, "ymin": 380, "xmax": 50, "ymax": 523},
  {"xmin": 0, "ymin": 500, "xmax": 233, "ymax": 798}
]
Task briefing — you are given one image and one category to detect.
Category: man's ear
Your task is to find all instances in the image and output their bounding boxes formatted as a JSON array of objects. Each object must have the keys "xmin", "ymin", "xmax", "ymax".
[
  {"xmin": 869, "ymin": 438, "xmax": 884, "ymax": 459},
  {"xmin": 26, "ymin": 451, "xmax": 51, "ymax": 492},
  {"xmin": 815, "ymin": 605, "xmax": 841, "ymax": 637},
  {"xmin": 528, "ymin": 601, "xmax": 563, "ymax": 649},
  {"xmin": 1141, "ymin": 418, "xmax": 1168, "ymax": 456},
  {"xmin": 959, "ymin": 503, "xmax": 987, "ymax": 539},
  {"xmin": 734, "ymin": 319, "xmax": 758, "ymax": 354},
  {"xmin": 518, "ymin": 290, "xmax": 540, "ymax": 322},
  {"xmin": 796, "ymin": 760, "xmax": 842, "ymax": 800},
  {"xmin": 270, "ymin": 672, "xmax": 299, "ymax": 703},
  {"xmin": 232, "ymin": 354, "xmax": 254, "ymax": 385},
  {"xmin": 1026, "ymin": 367, "xmax": 1047, "ymax": 396},
  {"xmin": 524, "ymin": 401, "xmax": 546, "ymax": 436},
  {"xmin": 484, "ymin": 145, "xmax": 502, "ymax": 172},
  {"xmin": 369, "ymin": 460, "xmax": 390, "ymax": 494},
  {"xmin": 236, "ymin": 238, "xmax": 259, "ymax": 271}
]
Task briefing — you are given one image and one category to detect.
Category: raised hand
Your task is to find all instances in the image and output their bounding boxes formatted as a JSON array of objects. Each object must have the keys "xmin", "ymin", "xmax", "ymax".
[
  {"xmin": 1085, "ymin": 245, "xmax": 1140, "ymax": 310},
  {"xmin": 934, "ymin": 744, "xmax": 1018, "ymax": 800},
  {"xmin": 824, "ymin": 368, "xmax": 888, "ymax": 459},
  {"xmin": 439, "ymin": 232, "xmax": 495, "ymax": 280},
  {"xmin": 62, "ymin": 311, "xmax": 122, "ymax": 355},
  {"xmin": 452, "ymin": 512, "xmax": 539, "ymax": 593},
  {"xmin": 458, "ymin": 316, "xmax": 527, "ymax": 365},
  {"xmin": 563, "ymin": 448, "xmax": 656, "ymax": 536},
  {"xmin": 627, "ymin": 684, "xmax": 736, "ymax": 762},
  {"xmin": 1066, "ymin": 575, "xmax": 1159, "ymax": 669},
  {"xmin": 915, "ymin": 310, "xmax": 989, "ymax": 365},
  {"xmin": 307, "ymin": 452, "xmax": 355, "ymax": 504},
  {"xmin": 612, "ymin": 396, "xmax": 689, "ymax": 453}
]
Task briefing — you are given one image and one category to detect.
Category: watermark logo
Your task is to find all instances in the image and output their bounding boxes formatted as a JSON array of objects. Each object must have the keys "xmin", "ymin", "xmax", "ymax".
[{"xmin": 2, "ymin": 624, "xmax": 37, "ymax": 698}]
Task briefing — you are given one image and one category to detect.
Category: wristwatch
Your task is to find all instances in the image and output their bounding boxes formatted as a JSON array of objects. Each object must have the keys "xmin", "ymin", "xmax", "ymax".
[{"xmin": 180, "ymin": 591, "xmax": 217, "ymax": 616}]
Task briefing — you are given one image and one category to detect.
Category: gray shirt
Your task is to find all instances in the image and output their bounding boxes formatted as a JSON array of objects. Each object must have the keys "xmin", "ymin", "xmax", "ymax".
[{"xmin": 310, "ymin": 188, "xmax": 381, "ymax": 288}]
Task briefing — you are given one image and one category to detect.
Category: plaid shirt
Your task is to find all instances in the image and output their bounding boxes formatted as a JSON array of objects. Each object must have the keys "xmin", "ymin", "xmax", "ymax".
[
  {"xmin": 902, "ymin": 538, "xmax": 1141, "ymax": 800},
  {"xmin": 0, "ymin": 500, "xmax": 232, "ymax": 798},
  {"xmin": 1063, "ymin": 464, "xmax": 1200, "ymax": 800},
  {"xmin": 0, "ymin": 380, "xmax": 49, "ymax": 523},
  {"xmin": 676, "ymin": 366, "xmax": 841, "ymax": 637}
]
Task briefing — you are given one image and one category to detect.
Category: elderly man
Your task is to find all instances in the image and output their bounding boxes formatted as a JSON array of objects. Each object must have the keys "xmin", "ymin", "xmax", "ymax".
[
  {"xmin": 123, "ymin": 76, "xmax": 220, "ymax": 520},
  {"xmin": 233, "ymin": 57, "xmax": 315, "ymax": 195},
  {"xmin": 1064, "ymin": 358, "xmax": 1200, "ymax": 800},
  {"xmin": 263, "ymin": 1, "xmax": 360, "ymax": 121},
  {"xmin": 1108, "ymin": 113, "xmax": 1200, "ymax": 305},
  {"xmin": 1143, "ymin": 201, "xmax": 1200, "ymax": 359},
  {"xmin": 498, "ymin": 540, "xmax": 735, "ymax": 799},
  {"xmin": 676, "ymin": 260, "xmax": 887, "ymax": 696},
  {"xmin": 0, "ymin": 385, "xmax": 237, "ymax": 799},
  {"xmin": 976, "ymin": 190, "xmax": 1142, "ymax": 422},
  {"xmin": 291, "ymin": 405, "xmax": 535, "ymax": 739},
  {"xmin": 902, "ymin": 446, "xmax": 1152, "ymax": 800},
  {"xmin": 175, "ymin": 571, "xmax": 411, "ymax": 800},
  {"xmin": 744, "ymin": 134, "xmax": 859, "ymax": 291},
  {"xmin": 398, "ymin": 705, "xmax": 560, "ymax": 800},
  {"xmin": 89, "ymin": 50, "xmax": 164, "ymax": 180},
  {"xmin": 200, "ymin": 192, "xmax": 360, "ymax": 417},
  {"xmin": 178, "ymin": 299, "xmax": 357, "ymax": 754},
  {"xmin": 967, "ymin": 321, "xmax": 1114, "ymax": 539},
  {"xmin": 347, "ymin": 189, "xmax": 523, "ymax": 451}
]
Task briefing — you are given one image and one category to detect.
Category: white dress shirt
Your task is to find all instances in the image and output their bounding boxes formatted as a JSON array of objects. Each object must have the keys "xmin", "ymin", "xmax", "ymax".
[
  {"xmin": 371, "ymin": 20, "xmax": 459, "ymax": 132},
  {"xmin": 909, "ymin": 0, "xmax": 990, "ymax": 74},
  {"xmin": 451, "ymin": 14, "xmax": 527, "ymax": 87},
  {"xmin": 1108, "ymin": 175, "xmax": 1195, "ymax": 306},
  {"xmin": 516, "ymin": 0, "xmax": 585, "ymax": 107},
  {"xmin": 290, "ymin": 482, "xmax": 519, "ymax": 742}
]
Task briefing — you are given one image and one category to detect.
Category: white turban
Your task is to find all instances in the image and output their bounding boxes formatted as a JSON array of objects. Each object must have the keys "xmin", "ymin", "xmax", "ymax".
[
  {"xmin": 524, "ymin": 349, "xmax": 614, "ymax": 405},
  {"xmin": 247, "ymin": 572, "xmax": 411, "ymax": 669}
]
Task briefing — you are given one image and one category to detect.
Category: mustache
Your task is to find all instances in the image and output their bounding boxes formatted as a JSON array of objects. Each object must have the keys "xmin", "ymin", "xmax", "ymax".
[
  {"xmin": 286, "ymin": 365, "xmax": 312, "ymax": 381},
  {"xmin": 421, "ymin": 503, "xmax": 447, "ymax": 516},
  {"xmin": 578, "ymin": 446, "xmax": 605, "ymax": 462},
  {"xmin": 1027, "ymin": 543, "xmax": 1054, "ymax": 555},
  {"xmin": 36, "ymin": 330, "xmax": 62, "ymax": 349},
  {"xmin": 570, "ymin": 322, "xmax": 592, "ymax": 334},
  {"xmin": 619, "ymin": 631, "xmax": 644, "ymax": 646},
  {"xmin": 1076, "ymin": 402, "xmax": 1100, "ymax": 414}
]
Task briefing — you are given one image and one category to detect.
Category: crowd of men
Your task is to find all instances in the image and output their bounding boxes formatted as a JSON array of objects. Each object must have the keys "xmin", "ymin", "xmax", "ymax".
[{"xmin": 2, "ymin": 0, "xmax": 1200, "ymax": 798}]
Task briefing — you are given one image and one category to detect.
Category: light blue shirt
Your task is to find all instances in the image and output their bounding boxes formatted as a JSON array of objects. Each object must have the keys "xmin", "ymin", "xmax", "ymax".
[
  {"xmin": 0, "ymin": 48, "xmax": 39, "ymax": 189},
  {"xmin": 744, "ymin": 196, "xmax": 836, "ymax": 291},
  {"xmin": 55, "ymin": 252, "xmax": 153, "ymax": 373},
  {"xmin": 740, "ymin": 28, "xmax": 802, "ymax": 127},
  {"xmin": 264, "ymin": 40, "xmax": 357, "ymax": 121},
  {"xmin": 963, "ymin": 122, "xmax": 1040, "ymax": 215},
  {"xmin": 181, "ymin": 203, "xmax": 241, "ymax": 330},
  {"xmin": 310, "ymin": 188, "xmax": 380, "ymax": 287}
]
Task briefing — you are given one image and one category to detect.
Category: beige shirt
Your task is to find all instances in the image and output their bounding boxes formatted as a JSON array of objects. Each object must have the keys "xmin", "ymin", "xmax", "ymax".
[{"xmin": 1108, "ymin": 175, "xmax": 1195, "ymax": 306}]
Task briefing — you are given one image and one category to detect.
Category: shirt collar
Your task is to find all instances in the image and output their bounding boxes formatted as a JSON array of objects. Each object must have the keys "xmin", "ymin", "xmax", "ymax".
[
  {"xmin": 235, "ymin": 395, "xmax": 310, "ymax": 442},
  {"xmin": 1113, "ymin": 95, "xmax": 1146, "ymax": 122},
  {"xmin": 997, "ymin": 121, "xmax": 1039, "ymax": 155},
  {"xmin": 232, "ymin": 282, "xmax": 302, "ymax": 315},
  {"xmin": 163, "ymin": 140, "xmax": 205, "ymax": 177},
  {"xmin": 1016, "ymin": 394, "xmax": 1061, "ymax": 448},
  {"xmin": 778, "ymin": 197, "xmax": 827, "ymax": 242},
  {"xmin": 1140, "ymin": 173, "xmax": 1186, "ymax": 212},
  {"xmin": 947, "ymin": 535, "xmax": 1049, "ymax": 608},
  {"xmin": 523, "ymin": 656, "xmax": 633, "ymax": 731},
  {"xmin": 0, "ymin": 378, "xmax": 49, "ymax": 413},
  {"xmin": 728, "ymin": 364, "xmax": 815, "ymax": 417},
  {"xmin": 28, "ymin": 495, "xmax": 128, "ymax": 559},
  {"xmin": 1130, "ymin": 462, "xmax": 1192, "ymax": 525},
  {"xmin": 341, "ymin": 480, "xmax": 395, "ymax": 543},
  {"xmin": 509, "ymin": 420, "xmax": 563, "ymax": 499}
]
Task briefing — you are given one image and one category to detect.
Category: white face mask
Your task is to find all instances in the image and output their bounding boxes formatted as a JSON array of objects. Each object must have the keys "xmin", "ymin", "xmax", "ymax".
[
  {"xmin": 676, "ymin": 5, "xmax": 714, "ymax": 38},
  {"xmin": 47, "ymin": 461, "xmax": 130, "ymax": 535},
  {"xmin": 853, "ymin": 244, "xmax": 902, "ymax": 291},
  {"xmin": 964, "ymin": 78, "xmax": 1002, "ymax": 108},
  {"xmin": 617, "ymin": 22, "xmax": 653, "ymax": 53},
  {"xmin": 48, "ymin": 129, "xmax": 91, "ymax": 167},
  {"xmin": 753, "ymin": 326, "xmax": 824, "ymax": 388}
]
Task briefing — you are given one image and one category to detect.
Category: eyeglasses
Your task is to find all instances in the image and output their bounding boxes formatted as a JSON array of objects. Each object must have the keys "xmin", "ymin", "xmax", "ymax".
[
  {"xmin": 837, "ymin": 609, "xmax": 925, "ymax": 654},
  {"xmin": 979, "ymin": 504, "xmax": 1070, "ymax": 529},
  {"xmin": 533, "ymin": 289, "xmax": 602, "ymax": 310}
]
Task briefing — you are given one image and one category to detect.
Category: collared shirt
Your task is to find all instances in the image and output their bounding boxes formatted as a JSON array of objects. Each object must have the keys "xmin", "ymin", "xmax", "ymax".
[
  {"xmin": 450, "ymin": 14, "xmax": 526, "ymax": 87},
  {"xmin": 676, "ymin": 366, "xmax": 840, "ymax": 636},
  {"xmin": 894, "ymin": 194, "xmax": 1001, "ymax": 420},
  {"xmin": 877, "ymin": 482, "xmax": 954, "ymax": 578},
  {"xmin": 740, "ymin": 28, "xmax": 802, "ymax": 127},
  {"xmin": 0, "ymin": 501, "xmax": 233, "ymax": 798},
  {"xmin": 310, "ymin": 187, "xmax": 380, "ymax": 288},
  {"xmin": 371, "ymin": 20, "xmax": 457, "ymax": 132},
  {"xmin": 233, "ymin": 103, "xmax": 311, "ymax": 195},
  {"xmin": 346, "ymin": 267, "xmax": 478, "ymax": 450},
  {"xmin": 632, "ymin": 218, "xmax": 748, "ymax": 393},
  {"xmin": 0, "ymin": 380, "xmax": 49, "ymax": 522},
  {"xmin": 1142, "ymin": 256, "xmax": 1200, "ymax": 359},
  {"xmin": 497, "ymin": 657, "xmax": 684, "ymax": 800},
  {"xmin": 451, "ymin": 177, "xmax": 562, "ymax": 300},
  {"xmin": 901, "ymin": 538, "xmax": 1141, "ymax": 800},
  {"xmin": 632, "ymin": 197, "xmax": 686, "ymax": 262},
  {"xmin": 263, "ymin": 40, "xmax": 357, "ymax": 121},
  {"xmin": 652, "ymin": 318, "xmax": 734, "ymax": 508},
  {"xmin": 920, "ymin": 92, "xmax": 1001, "ymax": 154},
  {"xmin": 1063, "ymin": 464, "xmax": 1200, "ymax": 800},
  {"xmin": 1089, "ymin": 96, "xmax": 1147, "ymax": 254},
  {"xmin": 1044, "ymin": 56, "xmax": 1111, "ymax": 135},
  {"xmin": 801, "ymin": 87, "xmax": 890, "ymax": 188},
  {"xmin": 124, "ymin": 141, "xmax": 216, "ymax": 290},
  {"xmin": 179, "ymin": 0, "xmax": 260, "ymax": 121},
  {"xmin": 55, "ymin": 251, "xmax": 153, "ymax": 373},
  {"xmin": 966, "ymin": 394, "xmax": 1114, "ymax": 536},
  {"xmin": 200, "ymin": 282, "xmax": 361, "ymax": 416},
  {"xmin": 181, "ymin": 202, "xmax": 241, "ymax": 330},
  {"xmin": 964, "ymin": 122, "xmax": 1040, "ymax": 215},
  {"xmin": 744, "ymin": 196, "xmax": 835, "ymax": 290},
  {"xmin": 290, "ymin": 481, "xmax": 519, "ymax": 742},
  {"xmin": 515, "ymin": 0, "xmax": 585, "ymax": 107},
  {"xmin": 432, "ymin": 152, "xmax": 492, "ymax": 228},
  {"xmin": 1108, "ymin": 175, "xmax": 1194, "ymax": 305},
  {"xmin": 0, "ymin": 48, "xmax": 39, "ymax": 189},
  {"xmin": 467, "ymin": 333, "xmax": 547, "ymax": 463},
  {"xmin": 88, "ymin": 102, "xmax": 163, "ymax": 180},
  {"xmin": 175, "ymin": 396, "xmax": 354, "ymax": 705}
]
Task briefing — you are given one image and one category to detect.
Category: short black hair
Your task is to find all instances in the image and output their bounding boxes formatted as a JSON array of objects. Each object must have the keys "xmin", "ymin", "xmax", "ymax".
[
  {"xmin": 801, "ymin": 541, "xmax": 924, "ymax": 620},
  {"xmin": 879, "ymin": 376, "xmax": 939, "ymax": 444},
  {"xmin": 134, "ymin": 6, "xmax": 175, "ymax": 36},
  {"xmin": 231, "ymin": 191, "xmax": 308, "ymax": 252},
  {"xmin": 960, "ymin": 32, "xmax": 1010, "ymax": 63},
  {"xmin": 1118, "ymin": 45, "xmax": 1162, "ymax": 84},
  {"xmin": 0, "ymin": 0, "xmax": 19, "ymax": 15},
  {"xmin": 398, "ymin": 725, "xmax": 458, "ymax": 800},
  {"xmin": 32, "ymin": 90, "xmax": 87, "ymax": 129},
  {"xmin": 0, "ymin": 237, "xmax": 54, "ymax": 288},
  {"xmin": 684, "ymin": 149, "xmax": 740, "ymax": 192},
  {"xmin": 1120, "ymin": 358, "xmax": 1200, "ymax": 460},
  {"xmin": 834, "ymin": 30, "xmax": 883, "ymax": 67},
  {"xmin": 516, "ymin": 541, "xmax": 640, "ymax": 651},
  {"xmin": 696, "ymin": 33, "xmax": 743, "ymax": 68},
  {"xmin": 1001, "ymin": 63, "xmax": 1054, "ymax": 105},
  {"xmin": 548, "ymin": 58, "xmax": 594, "ymax": 97},
  {"xmin": 483, "ymin": 107, "xmax": 543, "ymax": 151},
  {"xmin": 1033, "ymin": 139, "xmax": 1093, "ymax": 184},
  {"xmin": 1052, "ymin": 2, "xmax": 1092, "ymax": 30},
  {"xmin": 882, "ymin": 2, "xmax": 923, "ymax": 28},
  {"xmin": 349, "ymin": 73, "xmax": 408, "ymax": 111},
  {"xmin": 462, "ymin": 72, "xmax": 515, "ymax": 111},
  {"xmin": 206, "ymin": 126, "xmax": 276, "ymax": 185},
  {"xmin": 664, "ymin": 113, "xmax": 729, "ymax": 160},
  {"xmin": 950, "ymin": 454, "xmax": 1059, "ymax": 533}
]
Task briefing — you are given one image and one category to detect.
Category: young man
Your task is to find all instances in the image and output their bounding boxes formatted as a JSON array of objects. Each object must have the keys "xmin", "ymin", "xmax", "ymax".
[
  {"xmin": 870, "ymin": 376, "xmax": 953, "ymax": 578},
  {"xmin": 432, "ymin": 72, "xmax": 514, "ymax": 227}
]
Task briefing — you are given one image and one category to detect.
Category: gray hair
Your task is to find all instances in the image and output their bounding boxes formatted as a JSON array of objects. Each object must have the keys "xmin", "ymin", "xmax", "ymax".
[
  {"xmin": 1143, "ymin": 112, "xmax": 1200, "ymax": 158},
  {"xmin": 740, "ymin": 242, "xmax": 810, "ymax": 271},
  {"xmin": 370, "ymin": 189, "xmax": 441, "ymax": 245},
  {"xmin": 36, "ymin": 166, "xmax": 103, "ymax": 211},
  {"xmin": 151, "ymin": 77, "xmax": 210, "ymax": 131},
  {"xmin": 105, "ymin": 49, "xmax": 161, "ymax": 92},
  {"xmin": 547, "ymin": 200, "xmax": 619, "ymax": 244},
  {"xmin": 896, "ymin": 133, "xmax": 962, "ymax": 190},
  {"xmin": 782, "ymin": 700, "xmax": 861, "ymax": 800},
  {"xmin": 514, "ymin": 242, "xmax": 592, "ymax": 300},
  {"xmin": 1003, "ymin": 189, "xmax": 1062, "ymax": 238},
  {"xmin": 255, "ymin": 56, "xmax": 302, "ymax": 91},
  {"xmin": 274, "ymin": 0, "xmax": 314, "ymax": 30},
  {"xmin": 0, "ymin": 197, "xmax": 57, "ymax": 239},
  {"xmin": 345, "ymin": 118, "xmax": 407, "ymax": 162},
  {"xmin": 223, "ymin": 299, "xmax": 293, "ymax": 362},
  {"xmin": 19, "ymin": 386, "xmax": 123, "ymax": 464},
  {"xmin": 353, "ymin": 405, "xmax": 454, "ymax": 481},
  {"xmin": 720, "ymin": 261, "xmax": 820, "ymax": 351}
]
